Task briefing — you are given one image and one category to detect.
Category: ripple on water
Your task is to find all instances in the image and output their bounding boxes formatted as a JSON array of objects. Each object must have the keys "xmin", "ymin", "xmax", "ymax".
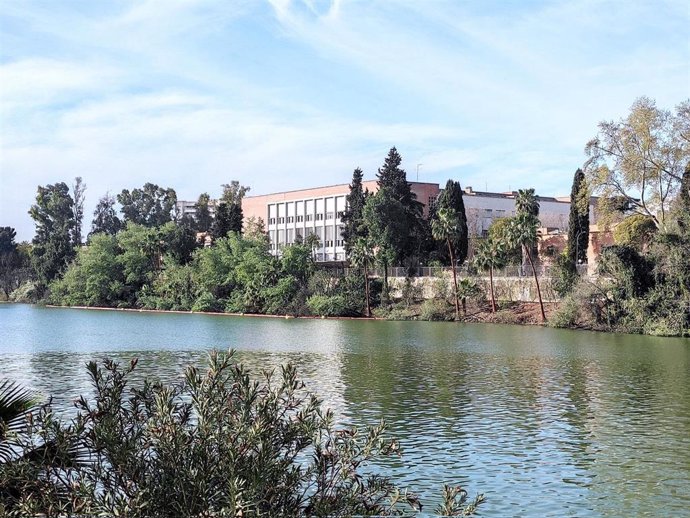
[{"xmin": 2, "ymin": 306, "xmax": 690, "ymax": 516}]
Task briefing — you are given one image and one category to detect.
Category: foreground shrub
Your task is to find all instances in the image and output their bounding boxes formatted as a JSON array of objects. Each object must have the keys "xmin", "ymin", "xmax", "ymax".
[{"xmin": 0, "ymin": 352, "xmax": 483, "ymax": 517}]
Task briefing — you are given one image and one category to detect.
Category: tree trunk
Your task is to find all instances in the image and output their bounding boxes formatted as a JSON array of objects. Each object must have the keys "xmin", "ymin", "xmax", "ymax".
[
  {"xmin": 447, "ymin": 239, "xmax": 460, "ymax": 321},
  {"xmin": 489, "ymin": 265, "xmax": 496, "ymax": 313},
  {"xmin": 525, "ymin": 245, "xmax": 546, "ymax": 322},
  {"xmin": 363, "ymin": 263, "xmax": 371, "ymax": 318}
]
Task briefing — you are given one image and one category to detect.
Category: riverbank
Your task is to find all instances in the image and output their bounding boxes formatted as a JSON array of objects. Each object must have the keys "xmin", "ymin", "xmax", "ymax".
[{"xmin": 41, "ymin": 301, "xmax": 557, "ymax": 327}]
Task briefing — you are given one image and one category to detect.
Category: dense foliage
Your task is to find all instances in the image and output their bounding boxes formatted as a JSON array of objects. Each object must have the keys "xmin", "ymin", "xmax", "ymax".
[{"xmin": 0, "ymin": 352, "xmax": 483, "ymax": 517}]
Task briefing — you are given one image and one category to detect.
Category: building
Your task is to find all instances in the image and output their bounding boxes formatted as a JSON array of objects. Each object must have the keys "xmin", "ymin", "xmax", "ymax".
[
  {"xmin": 175, "ymin": 180, "xmax": 595, "ymax": 262},
  {"xmin": 241, "ymin": 181, "xmax": 595, "ymax": 261},
  {"xmin": 241, "ymin": 181, "xmax": 438, "ymax": 261}
]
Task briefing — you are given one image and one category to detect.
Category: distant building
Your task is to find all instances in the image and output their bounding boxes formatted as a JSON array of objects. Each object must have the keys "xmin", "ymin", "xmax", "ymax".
[{"xmin": 177, "ymin": 180, "xmax": 596, "ymax": 262}]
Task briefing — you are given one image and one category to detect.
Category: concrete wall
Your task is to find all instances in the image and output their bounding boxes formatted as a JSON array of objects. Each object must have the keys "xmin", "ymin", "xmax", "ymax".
[{"xmin": 387, "ymin": 272, "xmax": 560, "ymax": 303}]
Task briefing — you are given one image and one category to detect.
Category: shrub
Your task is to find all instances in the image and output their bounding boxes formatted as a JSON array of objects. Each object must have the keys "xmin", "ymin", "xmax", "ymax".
[
  {"xmin": 0, "ymin": 352, "xmax": 485, "ymax": 516},
  {"xmin": 307, "ymin": 294, "xmax": 349, "ymax": 317},
  {"xmin": 419, "ymin": 299, "xmax": 454, "ymax": 321},
  {"xmin": 191, "ymin": 292, "xmax": 221, "ymax": 312}
]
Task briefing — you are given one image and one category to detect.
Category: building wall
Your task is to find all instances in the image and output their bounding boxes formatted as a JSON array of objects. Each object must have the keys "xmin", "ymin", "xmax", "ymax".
[{"xmin": 241, "ymin": 181, "xmax": 441, "ymax": 261}]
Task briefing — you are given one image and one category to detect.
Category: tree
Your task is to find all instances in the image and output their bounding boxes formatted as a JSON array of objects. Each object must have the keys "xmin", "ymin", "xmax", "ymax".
[
  {"xmin": 434, "ymin": 179, "xmax": 469, "ymax": 266},
  {"xmin": 0, "ymin": 227, "xmax": 30, "ymax": 299},
  {"xmin": 613, "ymin": 214, "xmax": 657, "ymax": 250},
  {"xmin": 362, "ymin": 193, "xmax": 403, "ymax": 300},
  {"xmin": 89, "ymin": 193, "xmax": 122, "ymax": 239},
  {"xmin": 50, "ymin": 233, "xmax": 124, "ymax": 307},
  {"xmin": 431, "ymin": 207, "xmax": 464, "ymax": 320},
  {"xmin": 473, "ymin": 238, "xmax": 506, "ymax": 313},
  {"xmin": 349, "ymin": 237, "xmax": 374, "ymax": 317},
  {"xmin": 508, "ymin": 213, "xmax": 547, "ymax": 323},
  {"xmin": 117, "ymin": 183, "xmax": 177, "ymax": 227},
  {"xmin": 29, "ymin": 182, "xmax": 76, "ymax": 286},
  {"xmin": 374, "ymin": 147, "xmax": 423, "ymax": 265},
  {"xmin": 71, "ymin": 177, "xmax": 86, "ymax": 247},
  {"xmin": 341, "ymin": 168, "xmax": 368, "ymax": 256},
  {"xmin": 567, "ymin": 169, "xmax": 590, "ymax": 266},
  {"xmin": 488, "ymin": 218, "xmax": 521, "ymax": 265},
  {"xmin": 584, "ymin": 96, "xmax": 690, "ymax": 229},
  {"xmin": 212, "ymin": 182, "xmax": 250, "ymax": 239},
  {"xmin": 194, "ymin": 193, "xmax": 213, "ymax": 232},
  {"xmin": 677, "ymin": 162, "xmax": 690, "ymax": 233},
  {"xmin": 514, "ymin": 188, "xmax": 540, "ymax": 270}
]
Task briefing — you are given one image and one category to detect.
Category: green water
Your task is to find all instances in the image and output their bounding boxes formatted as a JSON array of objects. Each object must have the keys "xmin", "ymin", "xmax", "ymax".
[{"xmin": 1, "ymin": 304, "xmax": 689, "ymax": 517}]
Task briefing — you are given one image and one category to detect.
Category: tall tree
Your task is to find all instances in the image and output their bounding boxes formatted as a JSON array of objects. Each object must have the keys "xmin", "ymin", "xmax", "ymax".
[
  {"xmin": 90, "ymin": 193, "xmax": 122, "ymax": 239},
  {"xmin": 0, "ymin": 227, "xmax": 30, "ymax": 298},
  {"xmin": 435, "ymin": 180, "xmax": 469, "ymax": 266},
  {"xmin": 585, "ymin": 97, "xmax": 689, "ymax": 229},
  {"xmin": 349, "ymin": 237, "xmax": 374, "ymax": 317},
  {"xmin": 373, "ymin": 147, "xmax": 423, "ymax": 266},
  {"xmin": 29, "ymin": 182, "xmax": 76, "ymax": 285},
  {"xmin": 508, "ymin": 213, "xmax": 546, "ymax": 323},
  {"xmin": 567, "ymin": 169, "xmax": 590, "ymax": 266},
  {"xmin": 515, "ymin": 188, "xmax": 540, "ymax": 270},
  {"xmin": 117, "ymin": 183, "xmax": 177, "ymax": 227},
  {"xmin": 678, "ymin": 162, "xmax": 690, "ymax": 234},
  {"xmin": 473, "ymin": 237, "xmax": 506, "ymax": 313},
  {"xmin": 341, "ymin": 168, "xmax": 368, "ymax": 257},
  {"xmin": 71, "ymin": 177, "xmax": 86, "ymax": 247},
  {"xmin": 194, "ymin": 193, "xmax": 213, "ymax": 232},
  {"xmin": 431, "ymin": 207, "xmax": 464, "ymax": 320},
  {"xmin": 212, "ymin": 182, "xmax": 250, "ymax": 239}
]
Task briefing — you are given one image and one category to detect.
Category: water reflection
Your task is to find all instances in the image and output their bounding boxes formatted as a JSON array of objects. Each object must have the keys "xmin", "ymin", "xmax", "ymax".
[{"xmin": 1, "ymin": 305, "xmax": 690, "ymax": 516}]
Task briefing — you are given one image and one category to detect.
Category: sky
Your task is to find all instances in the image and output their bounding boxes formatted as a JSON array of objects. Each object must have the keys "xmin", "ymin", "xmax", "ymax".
[{"xmin": 1, "ymin": 0, "xmax": 688, "ymax": 241}]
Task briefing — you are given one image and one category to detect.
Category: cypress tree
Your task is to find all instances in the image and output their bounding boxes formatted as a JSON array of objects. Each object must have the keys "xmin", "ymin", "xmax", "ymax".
[
  {"xmin": 567, "ymin": 169, "xmax": 589, "ymax": 265},
  {"xmin": 341, "ymin": 168, "xmax": 368, "ymax": 257},
  {"xmin": 374, "ymin": 147, "xmax": 423, "ymax": 265},
  {"xmin": 436, "ymin": 180, "xmax": 469, "ymax": 266}
]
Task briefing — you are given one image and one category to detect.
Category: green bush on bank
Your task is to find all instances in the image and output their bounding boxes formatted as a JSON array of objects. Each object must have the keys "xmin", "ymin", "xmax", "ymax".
[{"xmin": 0, "ymin": 352, "xmax": 484, "ymax": 516}]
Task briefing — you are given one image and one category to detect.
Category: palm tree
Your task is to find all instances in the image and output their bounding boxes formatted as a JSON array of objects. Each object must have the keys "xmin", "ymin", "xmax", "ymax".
[
  {"xmin": 515, "ymin": 189, "xmax": 540, "ymax": 270},
  {"xmin": 515, "ymin": 188, "xmax": 540, "ymax": 217},
  {"xmin": 508, "ymin": 213, "xmax": 547, "ymax": 323},
  {"xmin": 431, "ymin": 207, "xmax": 464, "ymax": 320},
  {"xmin": 350, "ymin": 238, "xmax": 374, "ymax": 317},
  {"xmin": 473, "ymin": 237, "xmax": 505, "ymax": 313},
  {"xmin": 0, "ymin": 379, "xmax": 37, "ymax": 463}
]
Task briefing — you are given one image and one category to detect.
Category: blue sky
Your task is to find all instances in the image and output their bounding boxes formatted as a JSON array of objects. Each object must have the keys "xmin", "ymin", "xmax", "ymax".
[{"xmin": 1, "ymin": 0, "xmax": 688, "ymax": 241}]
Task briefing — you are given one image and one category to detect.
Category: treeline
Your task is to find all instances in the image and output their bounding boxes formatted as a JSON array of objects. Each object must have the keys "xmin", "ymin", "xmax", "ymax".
[{"xmin": 2, "ymin": 97, "xmax": 689, "ymax": 334}]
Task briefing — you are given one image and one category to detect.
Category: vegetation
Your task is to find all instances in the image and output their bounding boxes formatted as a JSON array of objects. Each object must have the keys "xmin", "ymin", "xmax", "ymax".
[
  {"xmin": 6, "ymin": 113, "xmax": 690, "ymax": 334},
  {"xmin": 585, "ymin": 96, "xmax": 688, "ymax": 229},
  {"xmin": 0, "ymin": 352, "xmax": 483, "ymax": 517}
]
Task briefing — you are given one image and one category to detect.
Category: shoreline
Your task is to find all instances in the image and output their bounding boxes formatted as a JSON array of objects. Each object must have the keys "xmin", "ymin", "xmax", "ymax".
[{"xmin": 44, "ymin": 304, "xmax": 380, "ymax": 321}]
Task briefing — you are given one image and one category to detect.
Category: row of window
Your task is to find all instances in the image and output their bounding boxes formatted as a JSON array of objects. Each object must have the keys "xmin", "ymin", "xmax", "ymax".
[{"xmin": 268, "ymin": 211, "xmax": 345, "ymax": 226}]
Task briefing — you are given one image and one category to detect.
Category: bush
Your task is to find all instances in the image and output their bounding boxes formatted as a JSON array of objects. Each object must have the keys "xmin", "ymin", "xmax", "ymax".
[
  {"xmin": 307, "ymin": 294, "xmax": 349, "ymax": 317},
  {"xmin": 0, "ymin": 352, "xmax": 484, "ymax": 516},
  {"xmin": 191, "ymin": 291, "xmax": 221, "ymax": 312},
  {"xmin": 419, "ymin": 299, "xmax": 454, "ymax": 321},
  {"xmin": 549, "ymin": 295, "xmax": 580, "ymax": 328}
]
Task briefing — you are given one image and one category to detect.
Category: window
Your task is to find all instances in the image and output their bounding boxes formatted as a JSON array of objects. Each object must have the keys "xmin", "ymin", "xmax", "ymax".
[
  {"xmin": 287, "ymin": 216, "xmax": 294, "ymax": 223},
  {"xmin": 326, "ymin": 212, "xmax": 334, "ymax": 220},
  {"xmin": 316, "ymin": 213, "xmax": 324, "ymax": 221},
  {"xmin": 306, "ymin": 214, "xmax": 313, "ymax": 222},
  {"xmin": 278, "ymin": 217, "xmax": 285, "ymax": 224},
  {"xmin": 296, "ymin": 215, "xmax": 304, "ymax": 223},
  {"xmin": 269, "ymin": 218, "xmax": 276, "ymax": 225}
]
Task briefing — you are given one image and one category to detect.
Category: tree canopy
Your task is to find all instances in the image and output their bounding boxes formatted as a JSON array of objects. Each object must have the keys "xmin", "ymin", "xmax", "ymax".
[
  {"xmin": 117, "ymin": 183, "xmax": 177, "ymax": 227},
  {"xmin": 567, "ymin": 169, "xmax": 590, "ymax": 265},
  {"xmin": 585, "ymin": 96, "xmax": 689, "ymax": 228}
]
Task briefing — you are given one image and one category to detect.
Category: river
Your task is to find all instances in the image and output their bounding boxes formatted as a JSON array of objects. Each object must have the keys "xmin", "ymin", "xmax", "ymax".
[{"xmin": 1, "ymin": 303, "xmax": 689, "ymax": 516}]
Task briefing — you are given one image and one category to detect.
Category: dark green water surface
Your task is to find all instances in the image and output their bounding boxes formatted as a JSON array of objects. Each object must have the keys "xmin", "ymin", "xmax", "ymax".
[{"xmin": 1, "ymin": 304, "xmax": 689, "ymax": 517}]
